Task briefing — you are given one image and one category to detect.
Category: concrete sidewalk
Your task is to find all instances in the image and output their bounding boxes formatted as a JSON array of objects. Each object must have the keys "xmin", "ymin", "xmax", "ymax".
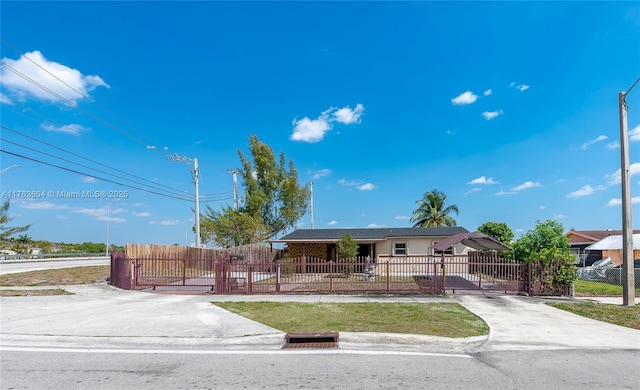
[{"xmin": 1, "ymin": 283, "xmax": 639, "ymax": 352}]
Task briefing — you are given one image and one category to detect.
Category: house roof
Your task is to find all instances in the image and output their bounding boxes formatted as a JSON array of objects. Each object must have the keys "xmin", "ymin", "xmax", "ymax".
[
  {"xmin": 565, "ymin": 230, "xmax": 640, "ymax": 244},
  {"xmin": 585, "ymin": 234, "xmax": 640, "ymax": 250},
  {"xmin": 272, "ymin": 227, "xmax": 470, "ymax": 242},
  {"xmin": 431, "ymin": 231, "xmax": 512, "ymax": 252}
]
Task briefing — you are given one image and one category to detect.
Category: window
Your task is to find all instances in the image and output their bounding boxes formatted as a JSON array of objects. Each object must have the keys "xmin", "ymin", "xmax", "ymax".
[
  {"xmin": 394, "ymin": 242, "xmax": 407, "ymax": 256},
  {"xmin": 433, "ymin": 242, "xmax": 453, "ymax": 255}
]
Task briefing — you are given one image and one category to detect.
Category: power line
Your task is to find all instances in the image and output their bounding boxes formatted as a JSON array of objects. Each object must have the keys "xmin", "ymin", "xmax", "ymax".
[
  {"xmin": 0, "ymin": 149, "xmax": 196, "ymax": 202},
  {"xmin": 1, "ymin": 125, "xmax": 190, "ymax": 197}
]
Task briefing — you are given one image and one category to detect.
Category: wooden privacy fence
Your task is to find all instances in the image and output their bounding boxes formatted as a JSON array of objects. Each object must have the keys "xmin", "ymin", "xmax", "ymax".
[
  {"xmin": 111, "ymin": 253, "xmax": 533, "ymax": 295},
  {"xmin": 124, "ymin": 243, "xmax": 279, "ymax": 263}
]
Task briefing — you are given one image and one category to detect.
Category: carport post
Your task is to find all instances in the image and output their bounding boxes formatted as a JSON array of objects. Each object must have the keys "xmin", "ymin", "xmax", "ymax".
[{"xmin": 618, "ymin": 85, "xmax": 636, "ymax": 307}]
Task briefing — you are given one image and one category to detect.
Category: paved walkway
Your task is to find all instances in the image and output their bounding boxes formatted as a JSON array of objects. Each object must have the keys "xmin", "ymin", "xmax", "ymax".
[{"xmin": 1, "ymin": 283, "xmax": 639, "ymax": 353}]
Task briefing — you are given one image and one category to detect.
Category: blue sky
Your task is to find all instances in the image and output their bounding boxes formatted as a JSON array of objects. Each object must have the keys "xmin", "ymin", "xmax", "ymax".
[{"xmin": 1, "ymin": 1, "xmax": 639, "ymax": 247}]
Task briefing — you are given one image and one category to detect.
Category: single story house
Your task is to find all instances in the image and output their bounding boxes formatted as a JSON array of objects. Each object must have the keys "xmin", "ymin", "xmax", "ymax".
[
  {"xmin": 585, "ymin": 234, "xmax": 640, "ymax": 266},
  {"xmin": 272, "ymin": 227, "xmax": 474, "ymax": 261},
  {"xmin": 566, "ymin": 230, "xmax": 640, "ymax": 266}
]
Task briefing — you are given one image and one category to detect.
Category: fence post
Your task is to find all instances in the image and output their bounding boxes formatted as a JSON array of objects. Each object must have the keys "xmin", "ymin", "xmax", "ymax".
[
  {"xmin": 276, "ymin": 262, "xmax": 281, "ymax": 293},
  {"xmin": 386, "ymin": 261, "xmax": 390, "ymax": 294},
  {"xmin": 182, "ymin": 259, "xmax": 186, "ymax": 286},
  {"xmin": 329, "ymin": 261, "xmax": 334, "ymax": 292},
  {"xmin": 248, "ymin": 265, "xmax": 253, "ymax": 295},
  {"xmin": 131, "ymin": 258, "xmax": 136, "ymax": 290},
  {"xmin": 526, "ymin": 262, "xmax": 532, "ymax": 296}
]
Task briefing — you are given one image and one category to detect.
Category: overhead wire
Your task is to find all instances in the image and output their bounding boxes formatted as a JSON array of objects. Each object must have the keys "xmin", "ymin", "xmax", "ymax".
[
  {"xmin": 0, "ymin": 42, "xmax": 235, "ymax": 204},
  {"xmin": 0, "ymin": 149, "xmax": 195, "ymax": 202},
  {"xmin": 1, "ymin": 125, "xmax": 193, "ymax": 197}
]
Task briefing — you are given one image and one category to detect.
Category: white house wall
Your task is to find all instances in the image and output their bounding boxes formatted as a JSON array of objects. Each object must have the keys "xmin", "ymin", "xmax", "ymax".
[{"xmin": 374, "ymin": 237, "xmax": 469, "ymax": 257}]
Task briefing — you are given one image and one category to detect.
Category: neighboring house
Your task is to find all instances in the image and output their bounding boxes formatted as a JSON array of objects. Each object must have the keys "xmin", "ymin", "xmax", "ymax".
[
  {"xmin": 585, "ymin": 234, "xmax": 640, "ymax": 266},
  {"xmin": 272, "ymin": 227, "xmax": 471, "ymax": 261},
  {"xmin": 566, "ymin": 230, "xmax": 640, "ymax": 267}
]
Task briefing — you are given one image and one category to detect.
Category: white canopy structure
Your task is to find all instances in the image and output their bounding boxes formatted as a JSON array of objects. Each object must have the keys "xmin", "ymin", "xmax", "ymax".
[{"xmin": 585, "ymin": 234, "xmax": 640, "ymax": 250}]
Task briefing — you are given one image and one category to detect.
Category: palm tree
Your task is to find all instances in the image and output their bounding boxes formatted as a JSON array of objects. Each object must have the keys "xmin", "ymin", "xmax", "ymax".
[{"xmin": 410, "ymin": 189, "xmax": 459, "ymax": 227}]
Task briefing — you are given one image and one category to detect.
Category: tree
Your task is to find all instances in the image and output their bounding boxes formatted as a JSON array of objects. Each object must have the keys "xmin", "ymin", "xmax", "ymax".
[
  {"xmin": 513, "ymin": 219, "xmax": 569, "ymax": 262},
  {"xmin": 336, "ymin": 233, "xmax": 358, "ymax": 260},
  {"xmin": 477, "ymin": 222, "xmax": 514, "ymax": 246},
  {"xmin": 513, "ymin": 219, "xmax": 575, "ymax": 288},
  {"xmin": 200, "ymin": 204, "xmax": 269, "ymax": 247},
  {"xmin": 201, "ymin": 135, "xmax": 309, "ymax": 245},
  {"xmin": 410, "ymin": 189, "xmax": 459, "ymax": 227},
  {"xmin": 336, "ymin": 233, "xmax": 359, "ymax": 276},
  {"xmin": 0, "ymin": 199, "xmax": 31, "ymax": 241}
]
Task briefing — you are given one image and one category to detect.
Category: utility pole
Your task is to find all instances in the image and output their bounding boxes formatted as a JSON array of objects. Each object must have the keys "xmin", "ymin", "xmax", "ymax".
[
  {"xmin": 167, "ymin": 153, "xmax": 201, "ymax": 248},
  {"xmin": 310, "ymin": 181, "xmax": 314, "ymax": 229},
  {"xmin": 227, "ymin": 169, "xmax": 239, "ymax": 210},
  {"xmin": 618, "ymin": 78, "xmax": 638, "ymax": 307}
]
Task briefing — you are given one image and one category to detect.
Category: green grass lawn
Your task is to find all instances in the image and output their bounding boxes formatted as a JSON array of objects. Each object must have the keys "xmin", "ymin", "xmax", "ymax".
[
  {"xmin": 212, "ymin": 301, "xmax": 489, "ymax": 338},
  {"xmin": 574, "ymin": 279, "xmax": 640, "ymax": 296},
  {"xmin": 548, "ymin": 301, "xmax": 640, "ymax": 330}
]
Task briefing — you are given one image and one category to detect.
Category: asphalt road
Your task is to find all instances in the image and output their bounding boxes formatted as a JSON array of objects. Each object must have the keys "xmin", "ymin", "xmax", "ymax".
[
  {"xmin": 0, "ymin": 256, "xmax": 109, "ymax": 275},
  {"xmin": 2, "ymin": 348, "xmax": 638, "ymax": 389}
]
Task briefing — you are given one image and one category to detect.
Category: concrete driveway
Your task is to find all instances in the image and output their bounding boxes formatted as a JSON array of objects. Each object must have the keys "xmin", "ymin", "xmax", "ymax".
[{"xmin": 1, "ymin": 283, "xmax": 638, "ymax": 352}]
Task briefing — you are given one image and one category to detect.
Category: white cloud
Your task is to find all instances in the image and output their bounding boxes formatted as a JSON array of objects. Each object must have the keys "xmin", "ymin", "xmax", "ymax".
[
  {"xmin": 291, "ymin": 104, "xmax": 365, "ymax": 143},
  {"xmin": 607, "ymin": 197, "xmax": 640, "ymax": 206},
  {"xmin": 150, "ymin": 219, "xmax": 180, "ymax": 226},
  {"xmin": 482, "ymin": 110, "xmax": 504, "ymax": 120},
  {"xmin": 511, "ymin": 181, "xmax": 541, "ymax": 191},
  {"xmin": 496, "ymin": 190, "xmax": 516, "ymax": 196},
  {"xmin": 291, "ymin": 114, "xmax": 332, "ymax": 143},
  {"xmin": 311, "ymin": 168, "xmax": 332, "ymax": 179},
  {"xmin": 553, "ymin": 214, "xmax": 567, "ymax": 220},
  {"xmin": 74, "ymin": 206, "xmax": 124, "ymax": 218},
  {"xmin": 630, "ymin": 124, "xmax": 640, "ymax": 141},
  {"xmin": 338, "ymin": 178, "xmax": 360, "ymax": 187},
  {"xmin": 607, "ymin": 142, "xmax": 620, "ymax": 150},
  {"xmin": 581, "ymin": 135, "xmax": 608, "ymax": 150},
  {"xmin": 333, "ymin": 103, "xmax": 364, "ymax": 124},
  {"xmin": 357, "ymin": 183, "xmax": 376, "ymax": 191},
  {"xmin": 605, "ymin": 162, "xmax": 640, "ymax": 185},
  {"xmin": 0, "ymin": 50, "xmax": 109, "ymax": 104},
  {"xmin": 484, "ymin": 89, "xmax": 492, "ymax": 96},
  {"xmin": 566, "ymin": 185, "xmax": 595, "ymax": 197},
  {"xmin": 97, "ymin": 216, "xmax": 125, "ymax": 223},
  {"xmin": 19, "ymin": 201, "xmax": 57, "ymax": 210},
  {"xmin": 465, "ymin": 188, "xmax": 481, "ymax": 195},
  {"xmin": 394, "ymin": 216, "xmax": 409, "ymax": 220},
  {"xmin": 517, "ymin": 84, "xmax": 529, "ymax": 91},
  {"xmin": 56, "ymin": 215, "xmax": 69, "ymax": 220},
  {"xmin": 367, "ymin": 223, "xmax": 385, "ymax": 228},
  {"xmin": 468, "ymin": 176, "xmax": 498, "ymax": 185},
  {"xmin": 327, "ymin": 220, "xmax": 338, "ymax": 225},
  {"xmin": 539, "ymin": 206, "xmax": 547, "ymax": 210},
  {"xmin": 133, "ymin": 212, "xmax": 151, "ymax": 217},
  {"xmin": 451, "ymin": 91, "xmax": 478, "ymax": 105},
  {"xmin": 41, "ymin": 123, "xmax": 89, "ymax": 135},
  {"xmin": 81, "ymin": 176, "xmax": 96, "ymax": 183}
]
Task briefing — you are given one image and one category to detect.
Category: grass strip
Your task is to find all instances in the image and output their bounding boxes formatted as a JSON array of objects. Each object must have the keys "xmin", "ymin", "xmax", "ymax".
[
  {"xmin": 548, "ymin": 301, "xmax": 640, "ymax": 330},
  {"xmin": 0, "ymin": 265, "xmax": 109, "ymax": 287},
  {"xmin": 212, "ymin": 301, "xmax": 489, "ymax": 338},
  {"xmin": 0, "ymin": 288, "xmax": 72, "ymax": 297}
]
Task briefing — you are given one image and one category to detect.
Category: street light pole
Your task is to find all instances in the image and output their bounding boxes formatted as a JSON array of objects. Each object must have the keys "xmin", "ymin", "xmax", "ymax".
[
  {"xmin": 227, "ymin": 169, "xmax": 238, "ymax": 210},
  {"xmin": 0, "ymin": 164, "xmax": 21, "ymax": 175},
  {"xmin": 618, "ymin": 78, "xmax": 639, "ymax": 307}
]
